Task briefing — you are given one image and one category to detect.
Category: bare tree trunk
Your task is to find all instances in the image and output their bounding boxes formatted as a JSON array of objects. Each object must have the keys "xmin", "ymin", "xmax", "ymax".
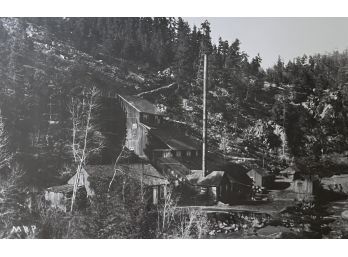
[{"xmin": 69, "ymin": 87, "xmax": 102, "ymax": 213}]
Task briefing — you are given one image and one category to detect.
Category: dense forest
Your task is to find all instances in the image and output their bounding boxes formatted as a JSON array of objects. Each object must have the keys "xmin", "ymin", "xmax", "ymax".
[{"xmin": 0, "ymin": 17, "xmax": 348, "ymax": 238}]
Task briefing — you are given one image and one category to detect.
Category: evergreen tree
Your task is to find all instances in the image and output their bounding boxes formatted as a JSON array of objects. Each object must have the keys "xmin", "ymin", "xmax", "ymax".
[{"xmin": 173, "ymin": 18, "xmax": 193, "ymax": 86}]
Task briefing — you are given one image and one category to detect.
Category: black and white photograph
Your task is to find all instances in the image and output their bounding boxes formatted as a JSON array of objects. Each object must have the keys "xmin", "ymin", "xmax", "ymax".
[{"xmin": 1, "ymin": 1, "xmax": 348, "ymax": 247}]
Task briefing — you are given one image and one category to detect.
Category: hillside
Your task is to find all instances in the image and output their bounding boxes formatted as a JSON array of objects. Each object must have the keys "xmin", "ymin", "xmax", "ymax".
[{"xmin": 1, "ymin": 17, "xmax": 348, "ymax": 189}]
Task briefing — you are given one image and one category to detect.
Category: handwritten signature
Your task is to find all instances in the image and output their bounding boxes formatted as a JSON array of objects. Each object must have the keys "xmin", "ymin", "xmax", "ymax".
[{"xmin": 11, "ymin": 225, "xmax": 37, "ymax": 235}]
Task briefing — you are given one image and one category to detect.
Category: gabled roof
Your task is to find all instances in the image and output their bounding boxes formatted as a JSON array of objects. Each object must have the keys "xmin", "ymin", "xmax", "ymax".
[
  {"xmin": 222, "ymin": 163, "xmax": 253, "ymax": 186},
  {"xmin": 188, "ymin": 163, "xmax": 252, "ymax": 187},
  {"xmin": 118, "ymin": 94, "xmax": 162, "ymax": 115},
  {"xmin": 248, "ymin": 167, "xmax": 273, "ymax": 177},
  {"xmin": 280, "ymin": 165, "xmax": 300, "ymax": 175},
  {"xmin": 150, "ymin": 127, "xmax": 201, "ymax": 151},
  {"xmin": 225, "ymin": 172, "xmax": 253, "ymax": 186},
  {"xmin": 155, "ymin": 157, "xmax": 192, "ymax": 178},
  {"xmin": 84, "ymin": 164, "xmax": 168, "ymax": 186},
  {"xmin": 197, "ymin": 171, "xmax": 225, "ymax": 187}
]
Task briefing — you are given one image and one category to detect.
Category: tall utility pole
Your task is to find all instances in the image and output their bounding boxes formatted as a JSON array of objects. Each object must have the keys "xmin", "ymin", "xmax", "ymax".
[
  {"xmin": 202, "ymin": 53, "xmax": 207, "ymax": 177},
  {"xmin": 282, "ymin": 90, "xmax": 286, "ymax": 158}
]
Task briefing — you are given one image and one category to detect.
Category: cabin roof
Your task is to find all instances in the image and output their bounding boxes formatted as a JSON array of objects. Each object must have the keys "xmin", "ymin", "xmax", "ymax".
[
  {"xmin": 225, "ymin": 170, "xmax": 253, "ymax": 186},
  {"xmin": 187, "ymin": 163, "xmax": 252, "ymax": 187},
  {"xmin": 150, "ymin": 127, "xmax": 201, "ymax": 150},
  {"xmin": 197, "ymin": 171, "xmax": 225, "ymax": 186},
  {"xmin": 186, "ymin": 170, "xmax": 203, "ymax": 184},
  {"xmin": 118, "ymin": 94, "xmax": 162, "ymax": 115},
  {"xmin": 84, "ymin": 164, "xmax": 168, "ymax": 186},
  {"xmin": 155, "ymin": 157, "xmax": 192, "ymax": 178},
  {"xmin": 280, "ymin": 165, "xmax": 300, "ymax": 175},
  {"xmin": 248, "ymin": 167, "xmax": 272, "ymax": 177},
  {"xmin": 221, "ymin": 163, "xmax": 253, "ymax": 185},
  {"xmin": 192, "ymin": 166, "xmax": 252, "ymax": 187},
  {"xmin": 46, "ymin": 184, "xmax": 75, "ymax": 193}
]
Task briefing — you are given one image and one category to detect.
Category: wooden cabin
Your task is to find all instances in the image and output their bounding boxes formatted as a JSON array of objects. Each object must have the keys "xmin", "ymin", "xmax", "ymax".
[
  {"xmin": 197, "ymin": 168, "xmax": 252, "ymax": 204},
  {"xmin": 247, "ymin": 168, "xmax": 274, "ymax": 188},
  {"xmin": 118, "ymin": 94, "xmax": 164, "ymax": 157},
  {"xmin": 185, "ymin": 163, "xmax": 253, "ymax": 205},
  {"xmin": 148, "ymin": 127, "xmax": 201, "ymax": 159},
  {"xmin": 118, "ymin": 94, "xmax": 202, "ymax": 162},
  {"xmin": 67, "ymin": 163, "xmax": 169, "ymax": 205}
]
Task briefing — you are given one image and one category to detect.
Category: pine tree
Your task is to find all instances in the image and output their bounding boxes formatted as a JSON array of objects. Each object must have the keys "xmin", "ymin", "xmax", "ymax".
[{"xmin": 174, "ymin": 18, "xmax": 193, "ymax": 87}]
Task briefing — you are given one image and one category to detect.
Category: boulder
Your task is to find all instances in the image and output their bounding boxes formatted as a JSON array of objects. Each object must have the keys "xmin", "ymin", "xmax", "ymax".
[{"xmin": 341, "ymin": 210, "xmax": 348, "ymax": 220}]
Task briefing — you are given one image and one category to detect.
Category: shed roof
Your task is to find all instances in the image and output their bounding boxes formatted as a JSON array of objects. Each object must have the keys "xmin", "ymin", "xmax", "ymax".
[
  {"xmin": 150, "ymin": 127, "xmax": 201, "ymax": 150},
  {"xmin": 187, "ymin": 163, "xmax": 252, "ymax": 187},
  {"xmin": 84, "ymin": 164, "xmax": 168, "ymax": 186},
  {"xmin": 197, "ymin": 171, "xmax": 225, "ymax": 186},
  {"xmin": 186, "ymin": 170, "xmax": 203, "ymax": 184},
  {"xmin": 280, "ymin": 165, "xmax": 300, "ymax": 175},
  {"xmin": 225, "ymin": 171, "xmax": 253, "ymax": 186},
  {"xmin": 119, "ymin": 94, "xmax": 162, "ymax": 115}
]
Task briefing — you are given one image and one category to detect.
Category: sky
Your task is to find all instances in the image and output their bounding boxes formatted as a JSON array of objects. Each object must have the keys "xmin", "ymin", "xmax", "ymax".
[{"xmin": 184, "ymin": 17, "xmax": 348, "ymax": 69}]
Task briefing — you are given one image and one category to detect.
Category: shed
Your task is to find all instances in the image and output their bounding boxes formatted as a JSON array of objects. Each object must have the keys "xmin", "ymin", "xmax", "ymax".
[
  {"xmin": 247, "ymin": 168, "xmax": 274, "ymax": 188},
  {"xmin": 191, "ymin": 163, "xmax": 253, "ymax": 204},
  {"xmin": 44, "ymin": 184, "xmax": 74, "ymax": 212}
]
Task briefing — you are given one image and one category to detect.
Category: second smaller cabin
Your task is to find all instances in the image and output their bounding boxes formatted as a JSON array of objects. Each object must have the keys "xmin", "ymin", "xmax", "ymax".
[
  {"xmin": 193, "ymin": 164, "xmax": 253, "ymax": 205},
  {"xmin": 44, "ymin": 184, "xmax": 87, "ymax": 212},
  {"xmin": 67, "ymin": 163, "xmax": 169, "ymax": 205},
  {"xmin": 247, "ymin": 168, "xmax": 274, "ymax": 188}
]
